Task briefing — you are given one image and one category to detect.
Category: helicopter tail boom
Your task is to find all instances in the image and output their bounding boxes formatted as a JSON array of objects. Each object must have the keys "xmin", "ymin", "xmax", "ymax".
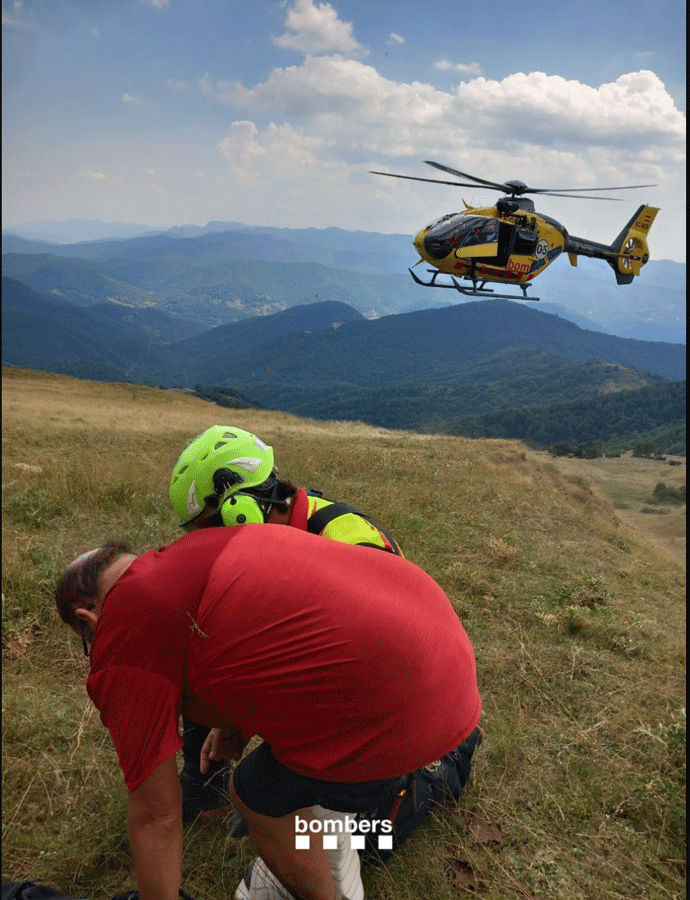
[{"xmin": 565, "ymin": 204, "xmax": 659, "ymax": 284}]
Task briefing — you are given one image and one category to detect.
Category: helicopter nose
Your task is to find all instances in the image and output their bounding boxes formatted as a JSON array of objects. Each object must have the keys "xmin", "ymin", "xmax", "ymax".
[
  {"xmin": 413, "ymin": 229, "xmax": 427, "ymax": 256},
  {"xmin": 418, "ymin": 224, "xmax": 453, "ymax": 260}
]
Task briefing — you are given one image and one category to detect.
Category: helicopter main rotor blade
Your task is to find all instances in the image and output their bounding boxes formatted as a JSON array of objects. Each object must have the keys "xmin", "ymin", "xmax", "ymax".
[
  {"xmin": 424, "ymin": 161, "xmax": 510, "ymax": 192},
  {"xmin": 532, "ymin": 191, "xmax": 623, "ymax": 201},
  {"xmin": 370, "ymin": 171, "xmax": 504, "ymax": 190},
  {"xmin": 527, "ymin": 184, "xmax": 657, "ymax": 194},
  {"xmin": 372, "ymin": 164, "xmax": 657, "ymax": 201},
  {"xmin": 424, "ymin": 161, "xmax": 656, "ymax": 195},
  {"xmin": 372, "ymin": 174, "xmax": 624, "ymax": 200}
]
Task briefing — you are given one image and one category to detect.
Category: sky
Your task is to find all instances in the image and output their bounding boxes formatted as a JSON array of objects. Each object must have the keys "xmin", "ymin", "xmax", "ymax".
[{"xmin": 2, "ymin": 0, "xmax": 686, "ymax": 261}]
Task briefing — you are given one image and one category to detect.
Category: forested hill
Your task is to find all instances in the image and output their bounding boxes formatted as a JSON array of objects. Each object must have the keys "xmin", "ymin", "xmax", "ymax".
[
  {"xmin": 179, "ymin": 300, "xmax": 684, "ymax": 451},
  {"xmin": 3, "ymin": 272, "xmax": 685, "ymax": 453},
  {"xmin": 202, "ymin": 299, "xmax": 686, "ymax": 390},
  {"xmin": 173, "ymin": 301, "xmax": 364, "ymax": 386},
  {"xmin": 449, "ymin": 379, "xmax": 686, "ymax": 453}
]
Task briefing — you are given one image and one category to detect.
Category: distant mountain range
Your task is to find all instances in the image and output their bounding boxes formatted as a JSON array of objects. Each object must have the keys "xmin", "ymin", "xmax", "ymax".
[
  {"xmin": 2, "ymin": 219, "xmax": 162, "ymax": 244},
  {"xmin": 1, "ymin": 276, "xmax": 364, "ymax": 386},
  {"xmin": 2, "ymin": 219, "xmax": 685, "ymax": 342},
  {"xmin": 2, "ymin": 219, "xmax": 686, "ymax": 453},
  {"xmin": 1, "ymin": 277, "xmax": 184, "ymax": 384},
  {"xmin": 3, "ymin": 272, "xmax": 685, "ymax": 433},
  {"xmin": 191, "ymin": 300, "xmax": 685, "ymax": 435}
]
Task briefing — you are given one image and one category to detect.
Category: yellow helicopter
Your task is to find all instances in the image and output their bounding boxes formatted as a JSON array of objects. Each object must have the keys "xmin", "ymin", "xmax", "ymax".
[{"xmin": 371, "ymin": 161, "xmax": 659, "ymax": 301}]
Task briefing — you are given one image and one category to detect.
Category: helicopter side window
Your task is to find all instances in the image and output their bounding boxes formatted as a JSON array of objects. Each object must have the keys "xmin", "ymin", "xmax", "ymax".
[
  {"xmin": 423, "ymin": 214, "xmax": 476, "ymax": 259},
  {"xmin": 460, "ymin": 218, "xmax": 499, "ymax": 248},
  {"xmin": 495, "ymin": 221, "xmax": 512, "ymax": 266},
  {"xmin": 424, "ymin": 212, "xmax": 460, "ymax": 231}
]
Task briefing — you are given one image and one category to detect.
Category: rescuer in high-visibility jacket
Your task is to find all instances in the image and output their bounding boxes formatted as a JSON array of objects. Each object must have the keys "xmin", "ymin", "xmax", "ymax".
[{"xmin": 169, "ymin": 425, "xmax": 403, "ymax": 821}]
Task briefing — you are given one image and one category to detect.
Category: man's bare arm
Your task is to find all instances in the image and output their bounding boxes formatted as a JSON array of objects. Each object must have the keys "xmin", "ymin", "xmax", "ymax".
[{"xmin": 128, "ymin": 753, "xmax": 183, "ymax": 900}]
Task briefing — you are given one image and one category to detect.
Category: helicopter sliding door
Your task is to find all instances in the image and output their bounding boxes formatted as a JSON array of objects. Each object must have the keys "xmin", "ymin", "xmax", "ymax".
[
  {"xmin": 495, "ymin": 221, "xmax": 513, "ymax": 266},
  {"xmin": 512, "ymin": 226, "xmax": 538, "ymax": 256}
]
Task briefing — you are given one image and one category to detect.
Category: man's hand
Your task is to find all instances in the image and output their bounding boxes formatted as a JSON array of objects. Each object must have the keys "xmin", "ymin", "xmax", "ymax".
[{"xmin": 200, "ymin": 727, "xmax": 246, "ymax": 772}]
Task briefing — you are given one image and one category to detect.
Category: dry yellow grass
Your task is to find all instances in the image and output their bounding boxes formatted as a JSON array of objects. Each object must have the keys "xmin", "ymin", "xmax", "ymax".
[
  {"xmin": 528, "ymin": 450, "xmax": 686, "ymax": 565},
  {"xmin": 2, "ymin": 368, "xmax": 686, "ymax": 900}
]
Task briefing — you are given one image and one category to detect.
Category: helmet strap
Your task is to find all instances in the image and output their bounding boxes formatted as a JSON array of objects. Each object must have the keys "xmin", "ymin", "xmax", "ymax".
[{"xmin": 212, "ymin": 468, "xmax": 244, "ymax": 496}]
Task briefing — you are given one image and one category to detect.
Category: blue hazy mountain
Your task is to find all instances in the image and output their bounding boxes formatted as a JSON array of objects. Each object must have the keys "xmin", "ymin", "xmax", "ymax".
[
  {"xmin": 3, "ymin": 219, "xmax": 162, "ymax": 244},
  {"xmin": 2, "ymin": 220, "xmax": 684, "ymax": 343},
  {"xmin": 3, "ymin": 274, "xmax": 685, "ymax": 453}
]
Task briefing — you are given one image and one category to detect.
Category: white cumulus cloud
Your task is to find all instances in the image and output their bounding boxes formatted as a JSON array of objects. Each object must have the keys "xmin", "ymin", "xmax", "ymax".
[
  {"xmin": 388, "ymin": 33, "xmax": 405, "ymax": 45},
  {"xmin": 272, "ymin": 0, "xmax": 363, "ymax": 54},
  {"xmin": 453, "ymin": 70, "xmax": 686, "ymax": 148},
  {"xmin": 195, "ymin": 54, "xmax": 683, "ymax": 246},
  {"xmin": 208, "ymin": 58, "xmax": 684, "ymax": 163},
  {"xmin": 79, "ymin": 170, "xmax": 106, "ymax": 180},
  {"xmin": 218, "ymin": 120, "xmax": 325, "ymax": 183},
  {"xmin": 434, "ymin": 59, "xmax": 482, "ymax": 76},
  {"xmin": 203, "ymin": 55, "xmax": 450, "ymax": 126}
]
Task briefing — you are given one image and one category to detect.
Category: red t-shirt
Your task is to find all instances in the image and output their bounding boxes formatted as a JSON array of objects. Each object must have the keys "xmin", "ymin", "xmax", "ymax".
[{"xmin": 87, "ymin": 526, "xmax": 481, "ymax": 792}]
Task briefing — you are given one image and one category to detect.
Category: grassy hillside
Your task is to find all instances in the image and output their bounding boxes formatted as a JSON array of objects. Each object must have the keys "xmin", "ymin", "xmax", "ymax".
[
  {"xmin": 528, "ymin": 450, "xmax": 686, "ymax": 565},
  {"xmin": 2, "ymin": 368, "xmax": 685, "ymax": 900}
]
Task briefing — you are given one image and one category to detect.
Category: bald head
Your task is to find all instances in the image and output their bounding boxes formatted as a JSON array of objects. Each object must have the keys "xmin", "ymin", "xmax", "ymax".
[
  {"xmin": 55, "ymin": 543, "xmax": 135, "ymax": 631},
  {"xmin": 70, "ymin": 548, "xmax": 102, "ymax": 569}
]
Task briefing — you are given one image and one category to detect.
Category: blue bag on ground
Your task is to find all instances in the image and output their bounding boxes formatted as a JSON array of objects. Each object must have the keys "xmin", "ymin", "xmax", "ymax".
[
  {"xmin": 360, "ymin": 726, "xmax": 483, "ymax": 865},
  {"xmin": 2, "ymin": 883, "xmax": 87, "ymax": 900},
  {"xmin": 2, "ymin": 882, "xmax": 197, "ymax": 900}
]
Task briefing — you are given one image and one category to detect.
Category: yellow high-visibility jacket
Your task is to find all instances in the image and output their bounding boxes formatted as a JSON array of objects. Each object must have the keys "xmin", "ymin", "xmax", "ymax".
[{"xmin": 288, "ymin": 488, "xmax": 403, "ymax": 555}]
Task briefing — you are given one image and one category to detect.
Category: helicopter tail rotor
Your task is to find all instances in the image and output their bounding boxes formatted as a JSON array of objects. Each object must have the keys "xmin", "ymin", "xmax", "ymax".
[
  {"xmin": 607, "ymin": 205, "xmax": 659, "ymax": 283},
  {"xmin": 565, "ymin": 204, "xmax": 659, "ymax": 285}
]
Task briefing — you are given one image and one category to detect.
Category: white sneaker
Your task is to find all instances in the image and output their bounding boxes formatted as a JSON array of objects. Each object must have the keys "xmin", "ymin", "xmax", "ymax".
[{"xmin": 234, "ymin": 857, "xmax": 295, "ymax": 900}]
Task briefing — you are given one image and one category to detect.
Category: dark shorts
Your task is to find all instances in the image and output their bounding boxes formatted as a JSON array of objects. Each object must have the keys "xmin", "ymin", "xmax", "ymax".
[{"xmin": 232, "ymin": 742, "xmax": 409, "ymax": 818}]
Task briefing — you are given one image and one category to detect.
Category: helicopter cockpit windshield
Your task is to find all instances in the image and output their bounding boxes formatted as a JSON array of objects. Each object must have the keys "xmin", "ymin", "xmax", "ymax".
[{"xmin": 422, "ymin": 215, "xmax": 500, "ymax": 260}]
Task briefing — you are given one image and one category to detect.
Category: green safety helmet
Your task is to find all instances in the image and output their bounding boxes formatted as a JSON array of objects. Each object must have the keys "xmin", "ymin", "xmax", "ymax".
[{"xmin": 170, "ymin": 425, "xmax": 276, "ymax": 529}]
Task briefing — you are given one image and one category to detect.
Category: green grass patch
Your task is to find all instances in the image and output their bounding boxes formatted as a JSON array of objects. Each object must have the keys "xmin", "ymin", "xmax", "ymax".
[{"xmin": 2, "ymin": 371, "xmax": 686, "ymax": 900}]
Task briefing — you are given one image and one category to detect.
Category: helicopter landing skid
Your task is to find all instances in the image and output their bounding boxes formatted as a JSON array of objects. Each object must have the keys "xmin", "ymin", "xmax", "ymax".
[{"xmin": 408, "ymin": 267, "xmax": 540, "ymax": 301}]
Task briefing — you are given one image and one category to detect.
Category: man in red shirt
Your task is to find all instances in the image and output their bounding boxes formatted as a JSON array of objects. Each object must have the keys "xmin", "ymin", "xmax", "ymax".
[
  {"xmin": 169, "ymin": 424, "xmax": 403, "ymax": 821},
  {"xmin": 56, "ymin": 525, "xmax": 481, "ymax": 900}
]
